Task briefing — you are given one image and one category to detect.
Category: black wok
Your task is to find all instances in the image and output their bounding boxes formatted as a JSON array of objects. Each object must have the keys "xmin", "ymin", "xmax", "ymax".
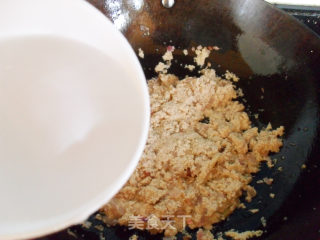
[{"xmin": 38, "ymin": 0, "xmax": 320, "ymax": 239}]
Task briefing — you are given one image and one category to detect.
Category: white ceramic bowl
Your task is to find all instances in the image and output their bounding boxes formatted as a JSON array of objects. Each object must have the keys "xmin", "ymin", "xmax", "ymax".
[{"xmin": 0, "ymin": 0, "xmax": 150, "ymax": 239}]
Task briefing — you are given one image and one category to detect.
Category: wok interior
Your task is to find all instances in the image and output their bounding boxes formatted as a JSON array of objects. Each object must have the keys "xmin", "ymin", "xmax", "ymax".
[{"xmin": 87, "ymin": 0, "xmax": 320, "ymax": 238}]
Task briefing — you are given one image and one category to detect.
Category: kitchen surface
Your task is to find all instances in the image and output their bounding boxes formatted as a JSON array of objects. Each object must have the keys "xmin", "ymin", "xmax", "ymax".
[
  {"xmin": 267, "ymin": 0, "xmax": 320, "ymax": 6},
  {"xmin": 276, "ymin": 2, "xmax": 320, "ymax": 36}
]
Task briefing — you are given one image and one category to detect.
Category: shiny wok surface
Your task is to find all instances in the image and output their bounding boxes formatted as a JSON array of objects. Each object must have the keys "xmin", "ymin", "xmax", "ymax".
[{"xmin": 39, "ymin": 0, "xmax": 320, "ymax": 239}]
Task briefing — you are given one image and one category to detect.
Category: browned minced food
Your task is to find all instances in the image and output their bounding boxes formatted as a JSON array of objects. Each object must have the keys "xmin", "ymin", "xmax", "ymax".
[
  {"xmin": 196, "ymin": 229, "xmax": 215, "ymax": 240},
  {"xmin": 249, "ymin": 209, "xmax": 259, "ymax": 214},
  {"xmin": 102, "ymin": 69, "xmax": 284, "ymax": 236},
  {"xmin": 129, "ymin": 235, "xmax": 138, "ymax": 240},
  {"xmin": 261, "ymin": 217, "xmax": 267, "ymax": 227},
  {"xmin": 225, "ymin": 230, "xmax": 263, "ymax": 240}
]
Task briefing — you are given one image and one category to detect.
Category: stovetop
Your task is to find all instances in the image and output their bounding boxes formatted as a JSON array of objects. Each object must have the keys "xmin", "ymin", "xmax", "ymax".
[
  {"xmin": 267, "ymin": 0, "xmax": 320, "ymax": 6},
  {"xmin": 280, "ymin": 5, "xmax": 320, "ymax": 36}
]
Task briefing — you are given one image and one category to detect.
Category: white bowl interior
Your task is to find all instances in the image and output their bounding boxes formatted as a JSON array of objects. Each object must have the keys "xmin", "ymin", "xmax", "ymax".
[{"xmin": 0, "ymin": 0, "xmax": 149, "ymax": 239}]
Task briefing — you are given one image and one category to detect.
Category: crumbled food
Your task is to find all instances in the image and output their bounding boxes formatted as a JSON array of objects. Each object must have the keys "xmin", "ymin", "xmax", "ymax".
[
  {"xmin": 207, "ymin": 46, "xmax": 220, "ymax": 51},
  {"xmin": 155, "ymin": 61, "xmax": 170, "ymax": 73},
  {"xmin": 129, "ymin": 234, "xmax": 138, "ymax": 240},
  {"xmin": 216, "ymin": 232, "xmax": 224, "ymax": 240},
  {"xmin": 197, "ymin": 229, "xmax": 215, "ymax": 240},
  {"xmin": 238, "ymin": 203, "xmax": 246, "ymax": 209},
  {"xmin": 225, "ymin": 230, "xmax": 263, "ymax": 240},
  {"xmin": 102, "ymin": 49, "xmax": 284, "ymax": 237},
  {"xmin": 82, "ymin": 220, "xmax": 92, "ymax": 229},
  {"xmin": 278, "ymin": 166, "xmax": 283, "ymax": 171},
  {"xmin": 99, "ymin": 233, "xmax": 106, "ymax": 240},
  {"xmin": 236, "ymin": 88, "xmax": 244, "ymax": 97},
  {"xmin": 245, "ymin": 185, "xmax": 257, "ymax": 202},
  {"xmin": 301, "ymin": 164, "xmax": 307, "ymax": 169},
  {"xmin": 67, "ymin": 229, "xmax": 78, "ymax": 238},
  {"xmin": 249, "ymin": 209, "xmax": 259, "ymax": 214},
  {"xmin": 256, "ymin": 177, "xmax": 273, "ymax": 185},
  {"xmin": 266, "ymin": 123, "xmax": 272, "ymax": 130},
  {"xmin": 183, "ymin": 49, "xmax": 188, "ymax": 55},
  {"xmin": 270, "ymin": 193, "xmax": 275, "ymax": 199},
  {"xmin": 260, "ymin": 217, "xmax": 267, "ymax": 227},
  {"xmin": 163, "ymin": 237, "xmax": 177, "ymax": 240},
  {"xmin": 94, "ymin": 225, "xmax": 104, "ymax": 232},
  {"xmin": 194, "ymin": 46, "xmax": 211, "ymax": 67},
  {"xmin": 138, "ymin": 48, "xmax": 144, "ymax": 59},
  {"xmin": 185, "ymin": 64, "xmax": 196, "ymax": 71},
  {"xmin": 140, "ymin": 25, "xmax": 150, "ymax": 36},
  {"xmin": 182, "ymin": 231, "xmax": 192, "ymax": 240},
  {"xmin": 263, "ymin": 177, "xmax": 274, "ymax": 185},
  {"xmin": 155, "ymin": 49, "xmax": 175, "ymax": 74},
  {"xmin": 225, "ymin": 70, "xmax": 239, "ymax": 82},
  {"xmin": 163, "ymin": 50, "xmax": 174, "ymax": 61},
  {"xmin": 266, "ymin": 158, "xmax": 274, "ymax": 168}
]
